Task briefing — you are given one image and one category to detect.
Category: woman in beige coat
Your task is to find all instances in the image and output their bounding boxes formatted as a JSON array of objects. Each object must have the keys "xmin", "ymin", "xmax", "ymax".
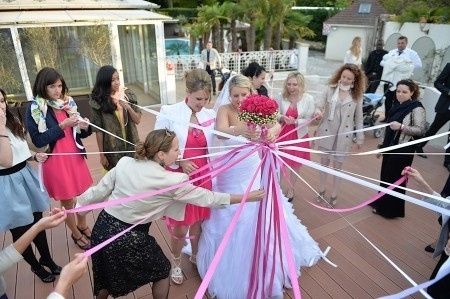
[{"xmin": 315, "ymin": 63, "xmax": 366, "ymax": 205}]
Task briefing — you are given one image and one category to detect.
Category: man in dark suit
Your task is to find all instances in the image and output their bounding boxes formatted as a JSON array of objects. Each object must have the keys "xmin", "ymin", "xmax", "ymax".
[
  {"xmin": 417, "ymin": 63, "xmax": 450, "ymax": 171},
  {"xmin": 365, "ymin": 40, "xmax": 388, "ymax": 93}
]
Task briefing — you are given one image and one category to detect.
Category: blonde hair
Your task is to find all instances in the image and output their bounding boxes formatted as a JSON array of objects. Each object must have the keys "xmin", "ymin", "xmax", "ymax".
[
  {"xmin": 135, "ymin": 129, "xmax": 176, "ymax": 160},
  {"xmin": 228, "ymin": 74, "xmax": 254, "ymax": 94},
  {"xmin": 185, "ymin": 69, "xmax": 212, "ymax": 95},
  {"xmin": 349, "ymin": 36, "xmax": 362, "ymax": 59},
  {"xmin": 282, "ymin": 71, "xmax": 305, "ymax": 99}
]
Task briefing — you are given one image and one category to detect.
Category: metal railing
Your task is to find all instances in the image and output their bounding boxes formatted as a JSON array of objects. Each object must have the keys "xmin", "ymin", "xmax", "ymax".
[{"xmin": 167, "ymin": 50, "xmax": 297, "ymax": 79}]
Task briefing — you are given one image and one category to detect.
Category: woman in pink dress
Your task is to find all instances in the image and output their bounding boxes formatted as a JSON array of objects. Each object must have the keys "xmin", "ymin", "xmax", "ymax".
[
  {"xmin": 154, "ymin": 69, "xmax": 216, "ymax": 285},
  {"xmin": 26, "ymin": 67, "xmax": 93, "ymax": 250},
  {"xmin": 277, "ymin": 72, "xmax": 316, "ymax": 202}
]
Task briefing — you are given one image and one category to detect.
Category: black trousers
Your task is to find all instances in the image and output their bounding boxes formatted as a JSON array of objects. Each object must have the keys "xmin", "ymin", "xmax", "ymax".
[
  {"xmin": 418, "ymin": 110, "xmax": 450, "ymax": 150},
  {"xmin": 9, "ymin": 212, "xmax": 53, "ymax": 270},
  {"xmin": 427, "ymin": 253, "xmax": 450, "ymax": 299},
  {"xmin": 205, "ymin": 66, "xmax": 216, "ymax": 93}
]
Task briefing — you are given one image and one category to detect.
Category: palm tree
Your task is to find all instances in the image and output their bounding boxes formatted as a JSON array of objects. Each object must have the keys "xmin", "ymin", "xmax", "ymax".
[
  {"xmin": 197, "ymin": 4, "xmax": 229, "ymax": 52},
  {"xmin": 239, "ymin": 0, "xmax": 265, "ymax": 51},
  {"xmin": 221, "ymin": 1, "xmax": 244, "ymax": 52},
  {"xmin": 283, "ymin": 11, "xmax": 315, "ymax": 49}
]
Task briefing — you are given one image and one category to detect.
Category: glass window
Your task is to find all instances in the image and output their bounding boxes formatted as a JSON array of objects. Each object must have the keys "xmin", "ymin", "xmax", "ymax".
[
  {"xmin": 0, "ymin": 29, "xmax": 25, "ymax": 102},
  {"xmin": 118, "ymin": 24, "xmax": 160, "ymax": 105},
  {"xmin": 19, "ymin": 25, "xmax": 112, "ymax": 96},
  {"xmin": 358, "ymin": 3, "xmax": 372, "ymax": 14}
]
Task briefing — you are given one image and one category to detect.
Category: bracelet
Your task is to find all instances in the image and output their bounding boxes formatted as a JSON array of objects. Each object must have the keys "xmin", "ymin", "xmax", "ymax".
[{"xmin": 0, "ymin": 134, "xmax": 9, "ymax": 138}]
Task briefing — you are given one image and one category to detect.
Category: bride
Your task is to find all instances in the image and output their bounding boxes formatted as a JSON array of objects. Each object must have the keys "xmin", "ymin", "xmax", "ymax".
[{"xmin": 196, "ymin": 74, "xmax": 323, "ymax": 298}]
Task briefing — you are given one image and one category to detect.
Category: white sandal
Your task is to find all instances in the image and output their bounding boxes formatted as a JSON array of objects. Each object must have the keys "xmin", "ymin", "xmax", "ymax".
[
  {"xmin": 171, "ymin": 255, "xmax": 184, "ymax": 285},
  {"xmin": 189, "ymin": 254, "xmax": 197, "ymax": 265}
]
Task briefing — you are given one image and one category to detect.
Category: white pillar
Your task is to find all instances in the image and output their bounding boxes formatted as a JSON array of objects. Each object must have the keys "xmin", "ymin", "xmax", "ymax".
[
  {"xmin": 10, "ymin": 27, "xmax": 33, "ymax": 101},
  {"xmin": 297, "ymin": 42, "xmax": 309, "ymax": 74},
  {"xmin": 109, "ymin": 23, "xmax": 125, "ymax": 88},
  {"xmin": 155, "ymin": 22, "xmax": 169, "ymax": 105}
]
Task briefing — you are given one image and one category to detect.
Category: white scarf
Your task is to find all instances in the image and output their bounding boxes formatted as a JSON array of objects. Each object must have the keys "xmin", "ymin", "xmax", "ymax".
[{"xmin": 328, "ymin": 83, "xmax": 351, "ymax": 121}]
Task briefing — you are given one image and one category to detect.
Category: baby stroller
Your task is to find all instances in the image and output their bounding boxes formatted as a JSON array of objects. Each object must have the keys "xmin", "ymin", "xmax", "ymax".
[{"xmin": 362, "ymin": 79, "xmax": 393, "ymax": 138}]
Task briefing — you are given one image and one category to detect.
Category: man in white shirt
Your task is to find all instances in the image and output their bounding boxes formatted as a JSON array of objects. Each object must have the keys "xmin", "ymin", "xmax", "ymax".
[
  {"xmin": 380, "ymin": 36, "xmax": 423, "ymax": 117},
  {"xmin": 201, "ymin": 41, "xmax": 221, "ymax": 95}
]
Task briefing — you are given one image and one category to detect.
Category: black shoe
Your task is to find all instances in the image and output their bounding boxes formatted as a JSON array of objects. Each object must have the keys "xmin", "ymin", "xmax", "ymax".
[
  {"xmin": 39, "ymin": 258, "xmax": 62, "ymax": 275},
  {"xmin": 416, "ymin": 147, "xmax": 428, "ymax": 158},
  {"xmin": 31, "ymin": 265, "xmax": 55, "ymax": 283},
  {"xmin": 444, "ymin": 164, "xmax": 450, "ymax": 172},
  {"xmin": 424, "ymin": 245, "xmax": 435, "ymax": 253}
]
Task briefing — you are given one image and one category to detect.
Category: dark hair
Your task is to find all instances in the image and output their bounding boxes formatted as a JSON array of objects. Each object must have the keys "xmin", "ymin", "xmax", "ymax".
[
  {"xmin": 398, "ymin": 36, "xmax": 408, "ymax": 43},
  {"xmin": 242, "ymin": 62, "xmax": 266, "ymax": 78},
  {"xmin": 329, "ymin": 63, "xmax": 367, "ymax": 101},
  {"xmin": 396, "ymin": 79, "xmax": 419, "ymax": 101},
  {"xmin": 1, "ymin": 88, "xmax": 26, "ymax": 139},
  {"xmin": 32, "ymin": 67, "xmax": 68, "ymax": 99},
  {"xmin": 135, "ymin": 129, "xmax": 176, "ymax": 160},
  {"xmin": 91, "ymin": 65, "xmax": 118, "ymax": 114}
]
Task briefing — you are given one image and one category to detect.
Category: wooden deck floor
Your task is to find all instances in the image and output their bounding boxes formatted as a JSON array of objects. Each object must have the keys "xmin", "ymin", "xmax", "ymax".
[{"xmin": 2, "ymin": 112, "xmax": 448, "ymax": 299}]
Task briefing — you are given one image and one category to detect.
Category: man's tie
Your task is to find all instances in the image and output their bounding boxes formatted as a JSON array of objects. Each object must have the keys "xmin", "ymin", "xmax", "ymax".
[
  {"xmin": 398, "ymin": 49, "xmax": 403, "ymax": 55},
  {"xmin": 207, "ymin": 49, "xmax": 210, "ymax": 62}
]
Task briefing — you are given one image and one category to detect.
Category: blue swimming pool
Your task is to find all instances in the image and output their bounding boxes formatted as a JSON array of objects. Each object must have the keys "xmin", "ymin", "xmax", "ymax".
[{"xmin": 165, "ymin": 38, "xmax": 199, "ymax": 56}]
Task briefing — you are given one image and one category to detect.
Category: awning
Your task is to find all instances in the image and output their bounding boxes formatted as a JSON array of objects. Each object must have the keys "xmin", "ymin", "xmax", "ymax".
[{"xmin": 0, "ymin": 9, "xmax": 171, "ymax": 25}]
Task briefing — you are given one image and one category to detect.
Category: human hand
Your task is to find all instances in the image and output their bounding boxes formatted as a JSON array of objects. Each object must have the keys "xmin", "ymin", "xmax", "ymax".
[
  {"xmin": 36, "ymin": 208, "xmax": 67, "ymax": 230},
  {"xmin": 247, "ymin": 189, "xmax": 265, "ymax": 202},
  {"xmin": 179, "ymin": 160, "xmax": 199, "ymax": 175},
  {"xmin": 389, "ymin": 121, "xmax": 402, "ymax": 131},
  {"xmin": 313, "ymin": 111, "xmax": 323, "ymax": 120},
  {"xmin": 35, "ymin": 152, "xmax": 48, "ymax": 163},
  {"xmin": 283, "ymin": 116, "xmax": 296, "ymax": 125},
  {"xmin": 100, "ymin": 154, "xmax": 109, "ymax": 169},
  {"xmin": 119, "ymin": 100, "xmax": 131, "ymax": 112},
  {"xmin": 54, "ymin": 254, "xmax": 88, "ymax": 297},
  {"xmin": 78, "ymin": 118, "xmax": 90, "ymax": 130},
  {"xmin": 60, "ymin": 115, "xmax": 79, "ymax": 129}
]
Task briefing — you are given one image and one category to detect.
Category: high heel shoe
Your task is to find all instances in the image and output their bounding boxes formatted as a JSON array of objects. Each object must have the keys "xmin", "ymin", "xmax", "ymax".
[
  {"xmin": 39, "ymin": 258, "xmax": 62, "ymax": 275},
  {"xmin": 328, "ymin": 195, "xmax": 338, "ymax": 206},
  {"xmin": 316, "ymin": 191, "xmax": 326, "ymax": 203},
  {"xmin": 31, "ymin": 265, "xmax": 55, "ymax": 283}
]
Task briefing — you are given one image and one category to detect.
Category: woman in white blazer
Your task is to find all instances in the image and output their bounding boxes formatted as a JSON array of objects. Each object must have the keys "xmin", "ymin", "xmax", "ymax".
[
  {"xmin": 153, "ymin": 69, "xmax": 216, "ymax": 285},
  {"xmin": 277, "ymin": 72, "xmax": 316, "ymax": 202}
]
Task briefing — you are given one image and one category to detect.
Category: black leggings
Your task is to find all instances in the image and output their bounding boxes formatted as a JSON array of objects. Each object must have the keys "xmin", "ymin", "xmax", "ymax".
[{"xmin": 9, "ymin": 212, "xmax": 53, "ymax": 270}]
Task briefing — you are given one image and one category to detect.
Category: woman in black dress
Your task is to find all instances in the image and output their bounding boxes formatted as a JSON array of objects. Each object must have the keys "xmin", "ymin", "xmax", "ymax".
[
  {"xmin": 371, "ymin": 79, "xmax": 426, "ymax": 218},
  {"xmin": 76, "ymin": 129, "xmax": 263, "ymax": 299}
]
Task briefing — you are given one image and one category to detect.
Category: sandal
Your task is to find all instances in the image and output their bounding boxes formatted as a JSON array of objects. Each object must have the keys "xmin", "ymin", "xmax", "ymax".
[
  {"xmin": 171, "ymin": 255, "xmax": 184, "ymax": 285},
  {"xmin": 71, "ymin": 234, "xmax": 91, "ymax": 250},
  {"xmin": 77, "ymin": 226, "xmax": 92, "ymax": 239},
  {"xmin": 316, "ymin": 190, "xmax": 326, "ymax": 203},
  {"xmin": 189, "ymin": 254, "xmax": 197, "ymax": 265},
  {"xmin": 329, "ymin": 195, "xmax": 337, "ymax": 206},
  {"xmin": 39, "ymin": 258, "xmax": 62, "ymax": 275}
]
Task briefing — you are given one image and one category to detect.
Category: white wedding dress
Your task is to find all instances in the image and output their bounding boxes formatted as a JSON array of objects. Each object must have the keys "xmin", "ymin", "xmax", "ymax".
[{"xmin": 196, "ymin": 137, "xmax": 323, "ymax": 299}]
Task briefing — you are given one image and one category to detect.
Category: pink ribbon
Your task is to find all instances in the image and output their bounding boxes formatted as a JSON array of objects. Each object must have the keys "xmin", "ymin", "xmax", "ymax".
[
  {"xmin": 308, "ymin": 176, "xmax": 407, "ymax": 213},
  {"xmin": 194, "ymin": 149, "xmax": 266, "ymax": 299},
  {"xmin": 75, "ymin": 145, "xmax": 261, "ymax": 257},
  {"xmin": 275, "ymin": 115, "xmax": 317, "ymax": 142}
]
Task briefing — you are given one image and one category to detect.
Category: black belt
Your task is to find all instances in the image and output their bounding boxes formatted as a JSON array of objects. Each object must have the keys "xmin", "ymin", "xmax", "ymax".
[{"xmin": 0, "ymin": 161, "xmax": 27, "ymax": 176}]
